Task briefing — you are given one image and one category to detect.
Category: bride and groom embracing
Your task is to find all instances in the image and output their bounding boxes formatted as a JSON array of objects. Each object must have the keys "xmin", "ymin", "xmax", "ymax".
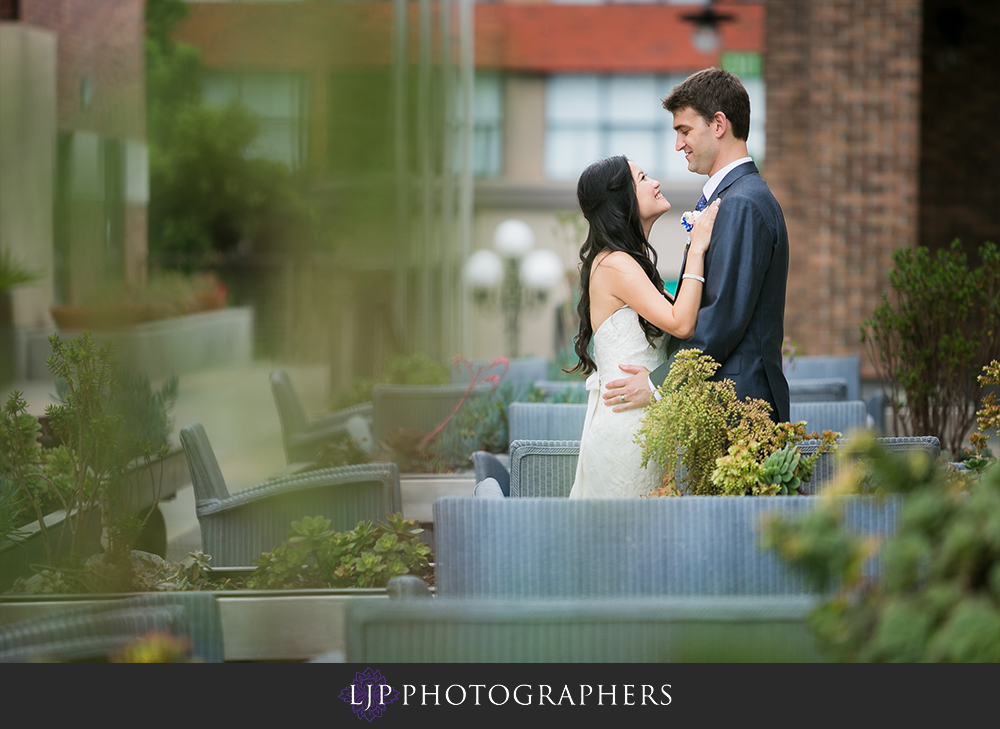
[{"xmin": 567, "ymin": 67, "xmax": 791, "ymax": 499}]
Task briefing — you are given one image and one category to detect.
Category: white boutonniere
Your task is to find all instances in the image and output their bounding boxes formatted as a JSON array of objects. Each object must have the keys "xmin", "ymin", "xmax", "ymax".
[{"xmin": 680, "ymin": 209, "xmax": 704, "ymax": 233}]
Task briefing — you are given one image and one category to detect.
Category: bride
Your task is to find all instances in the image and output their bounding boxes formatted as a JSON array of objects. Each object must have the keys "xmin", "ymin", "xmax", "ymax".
[{"xmin": 567, "ymin": 155, "xmax": 719, "ymax": 498}]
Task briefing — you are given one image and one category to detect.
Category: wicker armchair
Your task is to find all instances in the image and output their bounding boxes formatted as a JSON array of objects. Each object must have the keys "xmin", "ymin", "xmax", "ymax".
[
  {"xmin": 508, "ymin": 439, "xmax": 580, "ymax": 497},
  {"xmin": 269, "ymin": 368, "xmax": 373, "ymax": 464},
  {"xmin": 788, "ymin": 377, "xmax": 849, "ymax": 402},
  {"xmin": 471, "ymin": 450, "xmax": 511, "ymax": 496},
  {"xmin": 785, "ymin": 354, "xmax": 861, "ymax": 401},
  {"xmin": 789, "ymin": 400, "xmax": 869, "ymax": 436},
  {"xmin": 431, "ymin": 494, "xmax": 902, "ymax": 600},
  {"xmin": 0, "ymin": 592, "xmax": 223, "ymax": 663},
  {"xmin": 500, "ymin": 435, "xmax": 938, "ymax": 497},
  {"xmin": 180, "ymin": 422, "xmax": 401, "ymax": 567},
  {"xmin": 508, "ymin": 402, "xmax": 587, "ymax": 442}
]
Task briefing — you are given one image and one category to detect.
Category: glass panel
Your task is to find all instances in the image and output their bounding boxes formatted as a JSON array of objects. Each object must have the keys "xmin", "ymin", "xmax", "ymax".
[
  {"xmin": 546, "ymin": 76, "xmax": 600, "ymax": 123},
  {"xmin": 607, "ymin": 129, "xmax": 656, "ymax": 169},
  {"xmin": 240, "ymin": 74, "xmax": 297, "ymax": 118},
  {"xmin": 608, "ymin": 76, "xmax": 660, "ymax": 123},
  {"xmin": 474, "ymin": 73, "xmax": 502, "ymax": 121},
  {"xmin": 201, "ymin": 72, "xmax": 240, "ymax": 107},
  {"xmin": 546, "ymin": 129, "xmax": 600, "ymax": 180}
]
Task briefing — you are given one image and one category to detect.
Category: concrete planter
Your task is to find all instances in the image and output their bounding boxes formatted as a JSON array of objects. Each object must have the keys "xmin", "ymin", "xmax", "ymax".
[
  {"xmin": 20, "ymin": 306, "xmax": 254, "ymax": 381},
  {"xmin": 400, "ymin": 471, "xmax": 475, "ymax": 553},
  {"xmin": 0, "ymin": 446, "xmax": 189, "ymax": 591},
  {"xmin": 0, "ymin": 587, "xmax": 393, "ymax": 662}
]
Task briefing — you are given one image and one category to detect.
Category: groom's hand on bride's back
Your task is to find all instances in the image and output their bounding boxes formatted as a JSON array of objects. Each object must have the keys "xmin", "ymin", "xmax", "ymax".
[{"xmin": 602, "ymin": 364, "xmax": 652, "ymax": 411}]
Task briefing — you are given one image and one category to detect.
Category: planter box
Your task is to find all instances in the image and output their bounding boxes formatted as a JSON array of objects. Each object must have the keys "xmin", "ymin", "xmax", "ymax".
[
  {"xmin": 400, "ymin": 471, "xmax": 475, "ymax": 553},
  {"xmin": 0, "ymin": 507, "xmax": 103, "ymax": 595},
  {"xmin": 0, "ymin": 447, "xmax": 188, "ymax": 591},
  {"xmin": 21, "ymin": 307, "xmax": 253, "ymax": 381},
  {"xmin": 0, "ymin": 587, "xmax": 391, "ymax": 662}
]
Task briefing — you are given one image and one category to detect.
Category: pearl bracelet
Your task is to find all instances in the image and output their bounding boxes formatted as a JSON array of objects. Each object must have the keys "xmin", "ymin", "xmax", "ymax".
[{"xmin": 682, "ymin": 274, "xmax": 706, "ymax": 283}]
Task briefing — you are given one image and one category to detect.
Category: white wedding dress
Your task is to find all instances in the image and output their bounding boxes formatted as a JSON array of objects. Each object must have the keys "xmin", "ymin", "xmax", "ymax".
[{"xmin": 569, "ymin": 305, "xmax": 669, "ymax": 499}]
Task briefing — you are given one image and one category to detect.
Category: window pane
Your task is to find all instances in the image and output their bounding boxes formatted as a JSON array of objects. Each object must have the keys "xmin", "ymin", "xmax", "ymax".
[
  {"xmin": 474, "ymin": 72, "xmax": 502, "ymax": 121},
  {"xmin": 546, "ymin": 129, "xmax": 600, "ymax": 180},
  {"xmin": 607, "ymin": 130, "xmax": 656, "ymax": 169},
  {"xmin": 608, "ymin": 76, "xmax": 660, "ymax": 123},
  {"xmin": 240, "ymin": 74, "xmax": 298, "ymax": 118},
  {"xmin": 201, "ymin": 73, "xmax": 240, "ymax": 107},
  {"xmin": 547, "ymin": 76, "xmax": 600, "ymax": 123}
]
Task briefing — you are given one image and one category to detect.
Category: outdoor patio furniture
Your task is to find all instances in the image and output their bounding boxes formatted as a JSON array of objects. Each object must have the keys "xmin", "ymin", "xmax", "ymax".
[
  {"xmin": 472, "ymin": 477, "xmax": 506, "ymax": 499},
  {"xmin": 431, "ymin": 494, "xmax": 902, "ymax": 600},
  {"xmin": 179, "ymin": 422, "xmax": 401, "ymax": 567},
  {"xmin": 785, "ymin": 354, "xmax": 862, "ymax": 401},
  {"xmin": 471, "ymin": 450, "xmax": 511, "ymax": 496},
  {"xmin": 492, "ymin": 435, "xmax": 940, "ymax": 498},
  {"xmin": 787, "ymin": 377, "xmax": 849, "ymax": 402},
  {"xmin": 508, "ymin": 438, "xmax": 580, "ymax": 497},
  {"xmin": 270, "ymin": 368, "xmax": 374, "ymax": 464},
  {"xmin": 530, "ymin": 379, "xmax": 587, "ymax": 401},
  {"xmin": 789, "ymin": 400, "xmax": 869, "ymax": 436},
  {"xmin": 0, "ymin": 592, "xmax": 223, "ymax": 663},
  {"xmin": 508, "ymin": 402, "xmax": 587, "ymax": 442},
  {"xmin": 345, "ymin": 595, "xmax": 824, "ymax": 662},
  {"xmin": 866, "ymin": 390, "xmax": 888, "ymax": 434},
  {"xmin": 371, "ymin": 383, "xmax": 493, "ymax": 442}
]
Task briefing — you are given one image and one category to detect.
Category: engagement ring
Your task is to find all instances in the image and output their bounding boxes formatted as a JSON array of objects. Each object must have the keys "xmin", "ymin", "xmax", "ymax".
[{"xmin": 620, "ymin": 395, "xmax": 625, "ymax": 403}]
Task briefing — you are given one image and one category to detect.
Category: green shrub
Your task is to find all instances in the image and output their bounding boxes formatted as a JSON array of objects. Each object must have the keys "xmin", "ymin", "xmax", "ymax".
[
  {"xmin": 861, "ymin": 240, "xmax": 1000, "ymax": 458},
  {"xmin": 247, "ymin": 513, "xmax": 433, "ymax": 590},
  {"xmin": 0, "ymin": 334, "xmax": 177, "ymax": 573},
  {"xmin": 762, "ymin": 434, "xmax": 1000, "ymax": 662},
  {"xmin": 636, "ymin": 349, "xmax": 838, "ymax": 496},
  {"xmin": 330, "ymin": 353, "xmax": 449, "ymax": 411}
]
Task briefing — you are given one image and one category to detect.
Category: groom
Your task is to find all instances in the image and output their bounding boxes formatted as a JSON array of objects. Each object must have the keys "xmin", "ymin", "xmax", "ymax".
[{"xmin": 603, "ymin": 67, "xmax": 790, "ymax": 423}]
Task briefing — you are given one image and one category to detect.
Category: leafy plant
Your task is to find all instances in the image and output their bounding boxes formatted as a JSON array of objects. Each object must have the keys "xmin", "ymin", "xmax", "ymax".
[
  {"xmin": 432, "ymin": 381, "xmax": 521, "ymax": 470},
  {"xmin": 636, "ymin": 349, "xmax": 839, "ymax": 496},
  {"xmin": 330, "ymin": 352, "xmax": 450, "ymax": 411},
  {"xmin": 247, "ymin": 513, "xmax": 433, "ymax": 590},
  {"xmin": 315, "ymin": 432, "xmax": 372, "ymax": 469},
  {"xmin": 145, "ymin": 0, "xmax": 314, "ymax": 266},
  {"xmin": 762, "ymin": 434, "xmax": 1000, "ymax": 662},
  {"xmin": 963, "ymin": 360, "xmax": 1000, "ymax": 472},
  {"xmin": 0, "ymin": 334, "xmax": 177, "ymax": 577},
  {"xmin": 0, "ymin": 250, "xmax": 42, "ymax": 293},
  {"xmin": 861, "ymin": 240, "xmax": 1000, "ymax": 458}
]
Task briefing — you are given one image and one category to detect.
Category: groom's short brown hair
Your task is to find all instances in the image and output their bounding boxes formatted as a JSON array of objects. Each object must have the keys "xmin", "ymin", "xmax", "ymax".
[{"xmin": 662, "ymin": 67, "xmax": 751, "ymax": 141}]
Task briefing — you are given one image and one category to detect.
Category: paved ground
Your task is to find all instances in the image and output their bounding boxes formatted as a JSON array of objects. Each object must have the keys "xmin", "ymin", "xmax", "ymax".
[{"xmin": 2, "ymin": 360, "xmax": 331, "ymax": 564}]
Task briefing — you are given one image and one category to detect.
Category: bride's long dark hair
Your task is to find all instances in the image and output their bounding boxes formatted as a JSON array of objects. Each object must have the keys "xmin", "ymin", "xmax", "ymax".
[{"xmin": 567, "ymin": 155, "xmax": 670, "ymax": 376}]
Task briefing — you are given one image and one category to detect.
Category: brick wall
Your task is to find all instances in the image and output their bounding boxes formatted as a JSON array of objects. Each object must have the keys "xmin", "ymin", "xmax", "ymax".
[
  {"xmin": 22, "ymin": 0, "xmax": 145, "ymax": 140},
  {"xmin": 766, "ymin": 0, "xmax": 922, "ymax": 376}
]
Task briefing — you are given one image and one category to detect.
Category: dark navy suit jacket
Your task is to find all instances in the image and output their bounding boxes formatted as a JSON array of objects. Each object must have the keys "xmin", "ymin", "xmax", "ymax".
[{"xmin": 651, "ymin": 161, "xmax": 790, "ymax": 423}]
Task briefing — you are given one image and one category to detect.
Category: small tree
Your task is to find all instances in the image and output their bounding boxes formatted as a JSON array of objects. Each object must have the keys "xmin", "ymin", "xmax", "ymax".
[
  {"xmin": 0, "ymin": 334, "xmax": 177, "ymax": 575},
  {"xmin": 861, "ymin": 240, "xmax": 1000, "ymax": 457}
]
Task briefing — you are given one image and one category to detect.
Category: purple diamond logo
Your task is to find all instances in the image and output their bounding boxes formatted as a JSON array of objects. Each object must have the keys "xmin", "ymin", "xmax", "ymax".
[{"xmin": 339, "ymin": 667, "xmax": 399, "ymax": 721}]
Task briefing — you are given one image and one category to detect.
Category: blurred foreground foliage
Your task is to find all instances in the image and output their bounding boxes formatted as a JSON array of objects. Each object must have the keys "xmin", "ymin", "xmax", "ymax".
[{"xmin": 762, "ymin": 434, "xmax": 1000, "ymax": 662}]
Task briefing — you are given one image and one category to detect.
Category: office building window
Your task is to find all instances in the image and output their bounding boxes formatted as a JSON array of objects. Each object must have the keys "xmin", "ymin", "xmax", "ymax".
[
  {"xmin": 545, "ymin": 73, "xmax": 766, "ymax": 181},
  {"xmin": 472, "ymin": 72, "xmax": 503, "ymax": 178},
  {"xmin": 202, "ymin": 70, "xmax": 308, "ymax": 170}
]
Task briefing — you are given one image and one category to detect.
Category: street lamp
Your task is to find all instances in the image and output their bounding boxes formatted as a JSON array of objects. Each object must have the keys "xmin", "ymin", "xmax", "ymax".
[
  {"xmin": 463, "ymin": 219, "xmax": 565, "ymax": 358},
  {"xmin": 682, "ymin": 1, "xmax": 734, "ymax": 54}
]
